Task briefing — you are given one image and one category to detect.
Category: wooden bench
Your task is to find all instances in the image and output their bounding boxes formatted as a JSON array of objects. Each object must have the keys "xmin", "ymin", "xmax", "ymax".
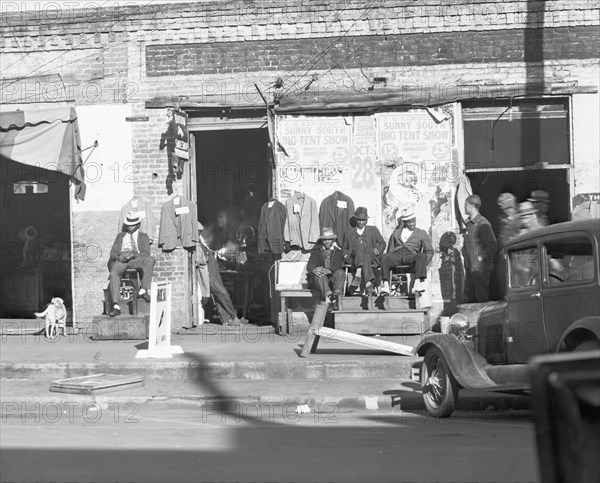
[{"xmin": 274, "ymin": 260, "xmax": 318, "ymax": 335}]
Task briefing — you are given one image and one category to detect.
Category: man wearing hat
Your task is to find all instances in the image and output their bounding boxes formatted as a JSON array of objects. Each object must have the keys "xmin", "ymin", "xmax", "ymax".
[
  {"xmin": 107, "ymin": 212, "xmax": 156, "ymax": 317},
  {"xmin": 496, "ymin": 192, "xmax": 520, "ymax": 248},
  {"xmin": 528, "ymin": 190, "xmax": 550, "ymax": 226},
  {"xmin": 306, "ymin": 227, "xmax": 346, "ymax": 310},
  {"xmin": 463, "ymin": 194, "xmax": 498, "ymax": 303},
  {"xmin": 517, "ymin": 201, "xmax": 543, "ymax": 236},
  {"xmin": 341, "ymin": 207, "xmax": 386, "ymax": 294},
  {"xmin": 379, "ymin": 209, "xmax": 434, "ymax": 296}
]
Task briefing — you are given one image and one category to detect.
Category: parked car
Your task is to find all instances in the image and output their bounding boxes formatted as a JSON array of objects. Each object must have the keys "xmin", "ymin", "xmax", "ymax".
[{"xmin": 412, "ymin": 219, "xmax": 600, "ymax": 417}]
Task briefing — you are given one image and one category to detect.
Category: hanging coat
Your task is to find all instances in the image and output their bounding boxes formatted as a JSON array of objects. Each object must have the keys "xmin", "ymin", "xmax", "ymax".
[
  {"xmin": 257, "ymin": 198, "xmax": 287, "ymax": 254},
  {"xmin": 283, "ymin": 192, "xmax": 320, "ymax": 250},
  {"xmin": 318, "ymin": 191, "xmax": 355, "ymax": 246},
  {"xmin": 158, "ymin": 196, "xmax": 198, "ymax": 251}
]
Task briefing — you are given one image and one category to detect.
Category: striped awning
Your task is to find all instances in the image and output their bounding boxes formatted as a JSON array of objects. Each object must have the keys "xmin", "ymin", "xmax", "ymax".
[{"xmin": 0, "ymin": 106, "xmax": 86, "ymax": 200}]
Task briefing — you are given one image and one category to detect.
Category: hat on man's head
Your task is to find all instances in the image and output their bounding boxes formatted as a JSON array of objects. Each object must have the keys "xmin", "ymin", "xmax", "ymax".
[
  {"xmin": 528, "ymin": 190, "xmax": 550, "ymax": 203},
  {"xmin": 465, "ymin": 194, "xmax": 482, "ymax": 208},
  {"xmin": 319, "ymin": 227, "xmax": 337, "ymax": 240},
  {"xmin": 197, "ymin": 221, "xmax": 204, "ymax": 231},
  {"xmin": 124, "ymin": 212, "xmax": 141, "ymax": 226},
  {"xmin": 497, "ymin": 192, "xmax": 516, "ymax": 209},
  {"xmin": 518, "ymin": 201, "xmax": 538, "ymax": 217},
  {"xmin": 352, "ymin": 207, "xmax": 369, "ymax": 220},
  {"xmin": 400, "ymin": 209, "xmax": 416, "ymax": 221}
]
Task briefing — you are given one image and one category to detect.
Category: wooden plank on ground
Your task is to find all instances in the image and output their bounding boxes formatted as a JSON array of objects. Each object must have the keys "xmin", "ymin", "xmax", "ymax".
[
  {"xmin": 300, "ymin": 302, "xmax": 328, "ymax": 358},
  {"xmin": 49, "ymin": 374, "xmax": 145, "ymax": 395},
  {"xmin": 314, "ymin": 327, "xmax": 415, "ymax": 356},
  {"xmin": 334, "ymin": 311, "xmax": 428, "ymax": 335}
]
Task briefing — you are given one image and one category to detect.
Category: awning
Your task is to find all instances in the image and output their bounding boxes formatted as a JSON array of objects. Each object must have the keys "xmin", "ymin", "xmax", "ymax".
[{"xmin": 0, "ymin": 106, "xmax": 86, "ymax": 200}]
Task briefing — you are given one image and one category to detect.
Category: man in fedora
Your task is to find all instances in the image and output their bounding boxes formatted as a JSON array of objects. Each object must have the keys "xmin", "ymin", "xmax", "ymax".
[
  {"xmin": 463, "ymin": 194, "xmax": 497, "ymax": 303},
  {"xmin": 528, "ymin": 190, "xmax": 550, "ymax": 226},
  {"xmin": 307, "ymin": 227, "xmax": 345, "ymax": 310},
  {"xmin": 341, "ymin": 207, "xmax": 386, "ymax": 294},
  {"xmin": 379, "ymin": 209, "xmax": 434, "ymax": 296},
  {"xmin": 517, "ymin": 201, "xmax": 543, "ymax": 235},
  {"xmin": 107, "ymin": 212, "xmax": 156, "ymax": 317}
]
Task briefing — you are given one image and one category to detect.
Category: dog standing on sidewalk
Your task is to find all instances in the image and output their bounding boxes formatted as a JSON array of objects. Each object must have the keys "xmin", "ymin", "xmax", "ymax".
[{"xmin": 35, "ymin": 297, "xmax": 67, "ymax": 339}]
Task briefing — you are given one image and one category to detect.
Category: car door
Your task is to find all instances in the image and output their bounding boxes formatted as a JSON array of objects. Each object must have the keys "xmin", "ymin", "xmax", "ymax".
[
  {"xmin": 541, "ymin": 232, "xmax": 598, "ymax": 350},
  {"xmin": 505, "ymin": 242, "xmax": 550, "ymax": 363}
]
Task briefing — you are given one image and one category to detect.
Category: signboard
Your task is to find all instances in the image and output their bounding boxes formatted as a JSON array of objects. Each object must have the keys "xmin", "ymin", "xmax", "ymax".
[
  {"xmin": 172, "ymin": 109, "xmax": 189, "ymax": 160},
  {"xmin": 276, "ymin": 116, "xmax": 353, "ymax": 204},
  {"xmin": 135, "ymin": 281, "xmax": 183, "ymax": 359}
]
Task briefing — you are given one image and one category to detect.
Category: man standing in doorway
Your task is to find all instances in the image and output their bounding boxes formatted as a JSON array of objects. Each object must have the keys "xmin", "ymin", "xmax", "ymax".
[
  {"xmin": 528, "ymin": 190, "xmax": 551, "ymax": 226},
  {"xmin": 463, "ymin": 195, "xmax": 498, "ymax": 303},
  {"xmin": 108, "ymin": 212, "xmax": 156, "ymax": 317}
]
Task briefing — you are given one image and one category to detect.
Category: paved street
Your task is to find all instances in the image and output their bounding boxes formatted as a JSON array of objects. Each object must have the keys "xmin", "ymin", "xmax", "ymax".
[{"xmin": 1, "ymin": 405, "xmax": 539, "ymax": 483}]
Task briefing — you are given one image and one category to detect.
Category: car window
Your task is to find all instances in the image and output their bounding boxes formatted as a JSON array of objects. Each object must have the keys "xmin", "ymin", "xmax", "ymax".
[
  {"xmin": 508, "ymin": 245, "xmax": 540, "ymax": 289},
  {"xmin": 543, "ymin": 235, "xmax": 595, "ymax": 285}
]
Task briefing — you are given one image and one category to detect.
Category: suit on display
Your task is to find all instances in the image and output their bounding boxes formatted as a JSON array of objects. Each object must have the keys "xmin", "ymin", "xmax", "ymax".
[
  {"xmin": 158, "ymin": 195, "xmax": 199, "ymax": 251},
  {"xmin": 283, "ymin": 191, "xmax": 320, "ymax": 250},
  {"xmin": 318, "ymin": 191, "xmax": 355, "ymax": 247},
  {"xmin": 257, "ymin": 198, "xmax": 287, "ymax": 254}
]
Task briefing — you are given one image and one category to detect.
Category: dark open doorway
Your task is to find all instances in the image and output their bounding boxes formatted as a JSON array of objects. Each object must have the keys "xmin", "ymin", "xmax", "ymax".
[{"xmin": 1, "ymin": 159, "xmax": 72, "ymax": 317}]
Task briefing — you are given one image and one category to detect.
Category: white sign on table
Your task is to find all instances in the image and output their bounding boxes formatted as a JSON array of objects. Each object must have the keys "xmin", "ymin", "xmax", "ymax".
[{"xmin": 135, "ymin": 281, "xmax": 183, "ymax": 359}]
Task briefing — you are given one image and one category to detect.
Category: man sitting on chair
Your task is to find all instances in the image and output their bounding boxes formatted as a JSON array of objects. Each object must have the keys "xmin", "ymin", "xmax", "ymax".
[
  {"xmin": 379, "ymin": 209, "xmax": 434, "ymax": 296},
  {"xmin": 342, "ymin": 207, "xmax": 386, "ymax": 295},
  {"xmin": 307, "ymin": 227, "xmax": 346, "ymax": 311},
  {"xmin": 107, "ymin": 212, "xmax": 156, "ymax": 317}
]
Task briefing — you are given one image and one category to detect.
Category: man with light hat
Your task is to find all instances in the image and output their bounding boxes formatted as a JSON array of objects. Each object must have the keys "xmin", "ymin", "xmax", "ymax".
[
  {"xmin": 107, "ymin": 212, "xmax": 156, "ymax": 317},
  {"xmin": 517, "ymin": 201, "xmax": 543, "ymax": 235},
  {"xmin": 341, "ymin": 207, "xmax": 386, "ymax": 294},
  {"xmin": 463, "ymin": 194, "xmax": 497, "ymax": 303},
  {"xmin": 379, "ymin": 208, "xmax": 434, "ymax": 296},
  {"xmin": 307, "ymin": 227, "xmax": 345, "ymax": 310},
  {"xmin": 528, "ymin": 189, "xmax": 550, "ymax": 226}
]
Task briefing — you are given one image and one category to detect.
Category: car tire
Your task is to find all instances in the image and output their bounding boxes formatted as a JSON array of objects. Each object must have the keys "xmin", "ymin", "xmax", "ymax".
[
  {"xmin": 421, "ymin": 346, "xmax": 459, "ymax": 418},
  {"xmin": 573, "ymin": 339, "xmax": 600, "ymax": 352}
]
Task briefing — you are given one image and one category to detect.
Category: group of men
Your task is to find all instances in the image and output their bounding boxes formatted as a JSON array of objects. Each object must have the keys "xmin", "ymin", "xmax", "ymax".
[
  {"xmin": 308, "ymin": 189, "xmax": 552, "ymax": 309},
  {"xmin": 306, "ymin": 206, "xmax": 434, "ymax": 311}
]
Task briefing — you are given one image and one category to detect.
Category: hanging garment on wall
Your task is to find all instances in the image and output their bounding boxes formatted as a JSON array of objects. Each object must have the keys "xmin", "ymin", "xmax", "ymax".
[
  {"xmin": 158, "ymin": 195, "xmax": 199, "ymax": 250},
  {"xmin": 318, "ymin": 190, "xmax": 356, "ymax": 246},
  {"xmin": 283, "ymin": 191, "xmax": 320, "ymax": 250},
  {"xmin": 455, "ymin": 174, "xmax": 473, "ymax": 231},
  {"xmin": 119, "ymin": 197, "xmax": 155, "ymax": 242},
  {"xmin": 257, "ymin": 198, "xmax": 287, "ymax": 254}
]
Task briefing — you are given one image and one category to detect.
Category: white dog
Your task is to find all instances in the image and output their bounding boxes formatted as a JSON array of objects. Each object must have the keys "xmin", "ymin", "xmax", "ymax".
[{"xmin": 35, "ymin": 297, "xmax": 67, "ymax": 339}]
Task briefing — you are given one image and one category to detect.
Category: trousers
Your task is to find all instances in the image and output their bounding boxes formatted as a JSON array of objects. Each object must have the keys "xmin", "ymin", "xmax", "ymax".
[
  {"xmin": 308, "ymin": 269, "xmax": 346, "ymax": 300},
  {"xmin": 381, "ymin": 249, "xmax": 428, "ymax": 280},
  {"xmin": 109, "ymin": 255, "xmax": 155, "ymax": 303}
]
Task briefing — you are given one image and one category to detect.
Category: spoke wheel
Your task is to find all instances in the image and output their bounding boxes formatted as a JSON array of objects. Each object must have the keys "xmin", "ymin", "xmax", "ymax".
[{"xmin": 421, "ymin": 347, "xmax": 459, "ymax": 418}]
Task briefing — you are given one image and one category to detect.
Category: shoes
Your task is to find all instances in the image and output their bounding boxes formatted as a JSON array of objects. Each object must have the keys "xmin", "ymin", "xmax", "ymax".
[
  {"xmin": 348, "ymin": 275, "xmax": 361, "ymax": 293},
  {"xmin": 138, "ymin": 290, "xmax": 151, "ymax": 303},
  {"xmin": 224, "ymin": 317, "xmax": 241, "ymax": 326},
  {"xmin": 329, "ymin": 294, "xmax": 340, "ymax": 311},
  {"xmin": 365, "ymin": 282, "xmax": 375, "ymax": 295},
  {"xmin": 380, "ymin": 281, "xmax": 390, "ymax": 296},
  {"xmin": 109, "ymin": 305, "xmax": 121, "ymax": 317}
]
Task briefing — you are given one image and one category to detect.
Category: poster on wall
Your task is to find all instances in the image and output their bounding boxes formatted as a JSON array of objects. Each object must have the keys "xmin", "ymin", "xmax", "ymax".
[
  {"xmin": 375, "ymin": 110, "xmax": 455, "ymax": 240},
  {"xmin": 276, "ymin": 116, "xmax": 353, "ymax": 204}
]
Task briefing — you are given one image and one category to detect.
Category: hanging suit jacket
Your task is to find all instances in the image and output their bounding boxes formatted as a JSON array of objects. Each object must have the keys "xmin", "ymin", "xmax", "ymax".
[
  {"xmin": 283, "ymin": 192, "xmax": 320, "ymax": 250},
  {"xmin": 257, "ymin": 199, "xmax": 287, "ymax": 254},
  {"xmin": 158, "ymin": 196, "xmax": 199, "ymax": 251},
  {"xmin": 119, "ymin": 197, "xmax": 155, "ymax": 242},
  {"xmin": 318, "ymin": 191, "xmax": 356, "ymax": 246}
]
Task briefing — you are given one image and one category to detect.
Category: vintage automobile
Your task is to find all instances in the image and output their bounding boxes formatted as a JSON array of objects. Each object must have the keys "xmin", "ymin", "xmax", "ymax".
[{"xmin": 412, "ymin": 219, "xmax": 600, "ymax": 417}]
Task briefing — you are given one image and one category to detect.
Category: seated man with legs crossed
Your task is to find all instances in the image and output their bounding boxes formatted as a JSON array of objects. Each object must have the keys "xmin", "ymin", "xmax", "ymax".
[
  {"xmin": 341, "ymin": 207, "xmax": 386, "ymax": 295},
  {"xmin": 306, "ymin": 227, "xmax": 346, "ymax": 311},
  {"xmin": 380, "ymin": 209, "xmax": 434, "ymax": 296},
  {"xmin": 108, "ymin": 212, "xmax": 156, "ymax": 317}
]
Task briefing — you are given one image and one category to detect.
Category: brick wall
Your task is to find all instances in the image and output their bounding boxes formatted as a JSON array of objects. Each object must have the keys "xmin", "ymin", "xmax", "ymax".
[{"xmin": 1, "ymin": 0, "xmax": 598, "ymax": 329}]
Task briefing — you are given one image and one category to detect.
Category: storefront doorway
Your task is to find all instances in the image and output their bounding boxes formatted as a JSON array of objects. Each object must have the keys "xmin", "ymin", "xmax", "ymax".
[{"xmin": 0, "ymin": 159, "xmax": 72, "ymax": 317}]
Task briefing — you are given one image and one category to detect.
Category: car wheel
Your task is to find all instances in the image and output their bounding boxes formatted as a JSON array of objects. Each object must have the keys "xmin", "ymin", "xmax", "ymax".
[
  {"xmin": 573, "ymin": 339, "xmax": 600, "ymax": 352},
  {"xmin": 421, "ymin": 347, "xmax": 459, "ymax": 418}
]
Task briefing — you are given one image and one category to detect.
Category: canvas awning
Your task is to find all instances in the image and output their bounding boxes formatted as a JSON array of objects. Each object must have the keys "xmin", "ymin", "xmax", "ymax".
[{"xmin": 0, "ymin": 106, "xmax": 86, "ymax": 200}]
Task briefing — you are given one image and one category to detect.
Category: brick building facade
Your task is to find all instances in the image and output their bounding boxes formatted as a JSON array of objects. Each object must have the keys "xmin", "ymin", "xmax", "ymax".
[{"xmin": 1, "ymin": 1, "xmax": 598, "ymax": 329}]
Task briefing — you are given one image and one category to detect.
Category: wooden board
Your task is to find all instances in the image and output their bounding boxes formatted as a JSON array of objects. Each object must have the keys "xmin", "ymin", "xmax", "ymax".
[
  {"xmin": 50, "ymin": 374, "xmax": 145, "ymax": 395},
  {"xmin": 314, "ymin": 327, "xmax": 415, "ymax": 356},
  {"xmin": 333, "ymin": 311, "xmax": 429, "ymax": 335}
]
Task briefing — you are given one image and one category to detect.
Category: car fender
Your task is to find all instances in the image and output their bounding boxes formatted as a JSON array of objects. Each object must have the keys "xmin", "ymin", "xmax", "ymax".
[
  {"xmin": 414, "ymin": 334, "xmax": 500, "ymax": 391},
  {"xmin": 556, "ymin": 316, "xmax": 600, "ymax": 352}
]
